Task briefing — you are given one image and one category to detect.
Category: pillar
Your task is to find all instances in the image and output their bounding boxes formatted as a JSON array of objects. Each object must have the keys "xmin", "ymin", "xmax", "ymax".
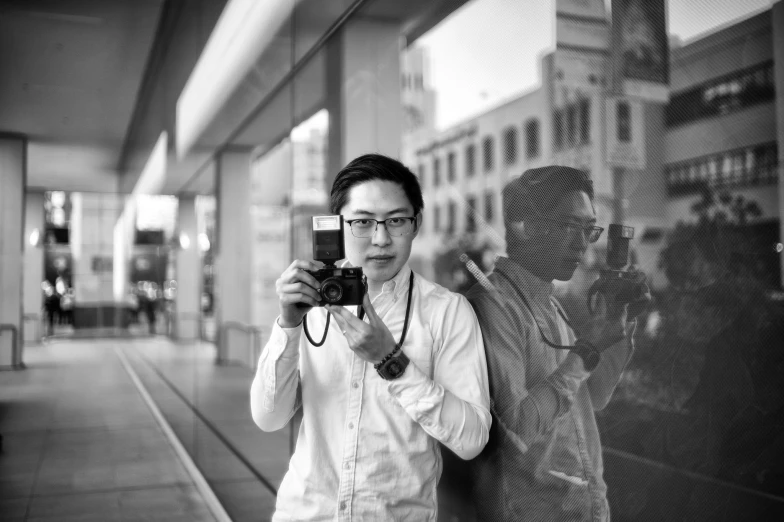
[
  {"xmin": 772, "ymin": 1, "xmax": 784, "ymax": 289},
  {"xmin": 23, "ymin": 191, "xmax": 45, "ymax": 342},
  {"xmin": 325, "ymin": 18, "xmax": 402, "ymax": 188},
  {"xmin": 175, "ymin": 195, "xmax": 201, "ymax": 340},
  {"xmin": 215, "ymin": 149, "xmax": 252, "ymax": 363},
  {"xmin": 0, "ymin": 135, "xmax": 26, "ymax": 368}
]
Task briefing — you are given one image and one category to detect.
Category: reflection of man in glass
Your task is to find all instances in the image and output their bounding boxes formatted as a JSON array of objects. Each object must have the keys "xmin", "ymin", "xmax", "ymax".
[{"xmin": 464, "ymin": 167, "xmax": 644, "ymax": 520}]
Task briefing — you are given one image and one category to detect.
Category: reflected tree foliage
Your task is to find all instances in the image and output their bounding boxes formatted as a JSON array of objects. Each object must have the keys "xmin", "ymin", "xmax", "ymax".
[{"xmin": 598, "ymin": 186, "xmax": 784, "ymax": 496}]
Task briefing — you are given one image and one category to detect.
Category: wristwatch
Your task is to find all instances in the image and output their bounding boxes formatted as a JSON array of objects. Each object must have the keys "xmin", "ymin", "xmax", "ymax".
[
  {"xmin": 375, "ymin": 350, "xmax": 410, "ymax": 380},
  {"xmin": 571, "ymin": 339, "xmax": 601, "ymax": 371}
]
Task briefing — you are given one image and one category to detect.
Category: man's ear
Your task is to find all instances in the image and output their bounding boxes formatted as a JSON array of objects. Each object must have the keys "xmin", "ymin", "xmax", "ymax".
[
  {"xmin": 413, "ymin": 213, "xmax": 423, "ymax": 237},
  {"xmin": 508, "ymin": 220, "xmax": 531, "ymax": 241}
]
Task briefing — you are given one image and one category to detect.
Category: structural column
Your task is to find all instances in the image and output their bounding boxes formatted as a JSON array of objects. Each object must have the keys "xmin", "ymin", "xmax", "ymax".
[
  {"xmin": 772, "ymin": 1, "xmax": 784, "ymax": 288},
  {"xmin": 23, "ymin": 191, "xmax": 45, "ymax": 342},
  {"xmin": 175, "ymin": 195, "xmax": 201, "ymax": 340},
  {"xmin": 0, "ymin": 135, "xmax": 26, "ymax": 368},
  {"xmin": 325, "ymin": 17, "xmax": 402, "ymax": 188},
  {"xmin": 215, "ymin": 149, "xmax": 252, "ymax": 363}
]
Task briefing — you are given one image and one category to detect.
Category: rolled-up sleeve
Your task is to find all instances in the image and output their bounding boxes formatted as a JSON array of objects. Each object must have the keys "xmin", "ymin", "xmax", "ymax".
[
  {"xmin": 388, "ymin": 294, "xmax": 491, "ymax": 460},
  {"xmin": 250, "ymin": 319, "xmax": 302, "ymax": 432}
]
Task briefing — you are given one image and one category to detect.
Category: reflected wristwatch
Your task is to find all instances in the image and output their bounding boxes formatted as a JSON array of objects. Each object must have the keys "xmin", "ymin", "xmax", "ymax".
[{"xmin": 571, "ymin": 339, "xmax": 600, "ymax": 372}]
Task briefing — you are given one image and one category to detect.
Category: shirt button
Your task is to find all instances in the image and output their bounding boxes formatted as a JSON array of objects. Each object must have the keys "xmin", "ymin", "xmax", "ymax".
[
  {"xmin": 344, "ymin": 462, "xmax": 350, "ymax": 469},
  {"xmin": 348, "ymin": 422, "xmax": 354, "ymax": 429},
  {"xmin": 352, "ymin": 381, "xmax": 359, "ymax": 389},
  {"xmin": 340, "ymin": 501, "xmax": 347, "ymax": 510}
]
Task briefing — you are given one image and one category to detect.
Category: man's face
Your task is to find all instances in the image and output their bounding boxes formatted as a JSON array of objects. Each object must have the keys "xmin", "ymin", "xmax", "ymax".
[
  {"xmin": 340, "ymin": 180, "xmax": 420, "ymax": 285},
  {"xmin": 508, "ymin": 190, "xmax": 596, "ymax": 281}
]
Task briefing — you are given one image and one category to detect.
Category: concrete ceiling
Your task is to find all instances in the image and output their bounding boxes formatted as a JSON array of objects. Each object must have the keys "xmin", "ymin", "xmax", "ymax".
[
  {"xmin": 0, "ymin": 0, "xmax": 164, "ymax": 192},
  {"xmin": 0, "ymin": 0, "xmax": 467, "ymax": 196}
]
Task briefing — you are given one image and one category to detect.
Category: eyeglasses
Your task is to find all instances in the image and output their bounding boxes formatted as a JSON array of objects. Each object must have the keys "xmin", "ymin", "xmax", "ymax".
[
  {"xmin": 533, "ymin": 217, "xmax": 604, "ymax": 243},
  {"xmin": 344, "ymin": 217, "xmax": 418, "ymax": 238}
]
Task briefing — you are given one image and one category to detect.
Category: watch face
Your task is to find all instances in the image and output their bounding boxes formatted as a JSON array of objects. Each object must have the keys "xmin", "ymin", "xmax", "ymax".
[{"xmin": 387, "ymin": 360, "xmax": 403, "ymax": 375}]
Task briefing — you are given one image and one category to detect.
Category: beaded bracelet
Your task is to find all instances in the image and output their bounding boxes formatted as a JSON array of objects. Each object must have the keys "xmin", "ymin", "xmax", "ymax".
[{"xmin": 374, "ymin": 345, "xmax": 401, "ymax": 370}]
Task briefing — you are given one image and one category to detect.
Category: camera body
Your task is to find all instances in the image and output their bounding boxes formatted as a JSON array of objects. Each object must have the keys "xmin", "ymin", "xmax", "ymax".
[
  {"xmin": 308, "ymin": 266, "xmax": 366, "ymax": 306},
  {"xmin": 589, "ymin": 224, "xmax": 650, "ymax": 315},
  {"xmin": 306, "ymin": 215, "xmax": 366, "ymax": 307}
]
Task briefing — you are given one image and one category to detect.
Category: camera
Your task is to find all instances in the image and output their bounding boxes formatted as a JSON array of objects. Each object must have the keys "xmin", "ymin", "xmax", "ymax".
[
  {"xmin": 588, "ymin": 224, "xmax": 651, "ymax": 317},
  {"xmin": 306, "ymin": 215, "xmax": 366, "ymax": 306}
]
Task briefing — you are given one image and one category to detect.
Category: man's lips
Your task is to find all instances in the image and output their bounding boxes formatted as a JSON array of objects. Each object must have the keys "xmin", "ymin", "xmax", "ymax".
[{"xmin": 368, "ymin": 255, "xmax": 394, "ymax": 261}]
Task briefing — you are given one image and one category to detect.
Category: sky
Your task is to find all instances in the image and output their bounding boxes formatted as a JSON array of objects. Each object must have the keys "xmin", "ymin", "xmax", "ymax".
[{"xmin": 418, "ymin": 0, "xmax": 774, "ymax": 130}]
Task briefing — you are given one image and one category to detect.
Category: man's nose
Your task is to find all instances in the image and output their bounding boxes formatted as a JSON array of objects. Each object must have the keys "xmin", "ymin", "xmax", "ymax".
[{"xmin": 372, "ymin": 222, "xmax": 392, "ymax": 246}]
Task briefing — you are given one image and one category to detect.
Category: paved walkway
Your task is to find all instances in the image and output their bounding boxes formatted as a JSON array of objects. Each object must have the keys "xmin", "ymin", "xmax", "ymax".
[{"xmin": 0, "ymin": 337, "xmax": 286, "ymax": 521}]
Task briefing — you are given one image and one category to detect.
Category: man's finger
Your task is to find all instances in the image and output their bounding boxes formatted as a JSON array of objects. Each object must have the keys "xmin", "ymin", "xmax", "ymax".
[
  {"xmin": 361, "ymin": 293, "xmax": 380, "ymax": 323},
  {"xmin": 326, "ymin": 305, "xmax": 366, "ymax": 334}
]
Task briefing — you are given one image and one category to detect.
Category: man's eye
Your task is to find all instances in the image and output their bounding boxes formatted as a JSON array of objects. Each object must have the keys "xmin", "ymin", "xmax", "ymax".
[
  {"xmin": 387, "ymin": 218, "xmax": 404, "ymax": 226},
  {"xmin": 354, "ymin": 219, "xmax": 373, "ymax": 226}
]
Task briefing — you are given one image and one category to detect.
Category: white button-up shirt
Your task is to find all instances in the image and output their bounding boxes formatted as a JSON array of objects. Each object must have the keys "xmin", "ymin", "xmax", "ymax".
[{"xmin": 250, "ymin": 264, "xmax": 491, "ymax": 521}]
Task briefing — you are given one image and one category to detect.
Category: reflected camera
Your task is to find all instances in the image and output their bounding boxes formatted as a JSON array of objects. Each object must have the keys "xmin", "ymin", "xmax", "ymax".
[
  {"xmin": 588, "ymin": 223, "xmax": 650, "ymax": 316},
  {"xmin": 306, "ymin": 215, "xmax": 366, "ymax": 306}
]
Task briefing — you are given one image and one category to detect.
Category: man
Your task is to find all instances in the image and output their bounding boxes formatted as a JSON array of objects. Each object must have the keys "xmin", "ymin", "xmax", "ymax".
[
  {"xmin": 250, "ymin": 153, "xmax": 491, "ymax": 521},
  {"xmin": 464, "ymin": 166, "xmax": 645, "ymax": 521}
]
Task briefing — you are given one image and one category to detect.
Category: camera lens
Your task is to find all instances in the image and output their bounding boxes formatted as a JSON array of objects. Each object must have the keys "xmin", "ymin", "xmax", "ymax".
[{"xmin": 321, "ymin": 279, "xmax": 343, "ymax": 304}]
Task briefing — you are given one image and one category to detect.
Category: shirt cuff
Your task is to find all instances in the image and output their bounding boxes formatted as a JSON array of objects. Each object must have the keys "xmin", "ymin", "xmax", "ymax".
[
  {"xmin": 545, "ymin": 352, "xmax": 590, "ymax": 416},
  {"xmin": 269, "ymin": 316, "xmax": 302, "ymax": 360},
  {"xmin": 385, "ymin": 358, "xmax": 434, "ymax": 410}
]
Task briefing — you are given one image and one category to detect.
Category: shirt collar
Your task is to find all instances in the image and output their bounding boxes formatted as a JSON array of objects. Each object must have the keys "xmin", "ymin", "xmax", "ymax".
[{"xmin": 494, "ymin": 257, "xmax": 554, "ymax": 302}]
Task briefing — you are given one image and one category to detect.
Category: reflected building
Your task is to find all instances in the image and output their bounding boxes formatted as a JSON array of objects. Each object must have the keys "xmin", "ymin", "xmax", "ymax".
[{"xmin": 403, "ymin": 5, "xmax": 784, "ymax": 289}]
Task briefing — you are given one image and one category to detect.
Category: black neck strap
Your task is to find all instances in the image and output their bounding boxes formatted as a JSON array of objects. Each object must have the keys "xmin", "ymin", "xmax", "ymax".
[{"xmin": 494, "ymin": 269, "xmax": 573, "ymax": 350}]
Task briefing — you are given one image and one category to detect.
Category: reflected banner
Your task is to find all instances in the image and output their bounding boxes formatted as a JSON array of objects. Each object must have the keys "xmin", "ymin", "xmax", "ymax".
[{"xmin": 611, "ymin": 0, "xmax": 669, "ymax": 101}]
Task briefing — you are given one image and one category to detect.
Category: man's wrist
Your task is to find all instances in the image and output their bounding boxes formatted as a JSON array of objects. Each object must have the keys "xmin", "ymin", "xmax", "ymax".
[
  {"xmin": 571, "ymin": 338, "xmax": 601, "ymax": 372},
  {"xmin": 277, "ymin": 316, "xmax": 302, "ymax": 329}
]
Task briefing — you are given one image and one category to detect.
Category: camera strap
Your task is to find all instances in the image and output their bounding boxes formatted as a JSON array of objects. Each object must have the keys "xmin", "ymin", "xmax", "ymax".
[{"xmin": 495, "ymin": 269, "xmax": 574, "ymax": 350}]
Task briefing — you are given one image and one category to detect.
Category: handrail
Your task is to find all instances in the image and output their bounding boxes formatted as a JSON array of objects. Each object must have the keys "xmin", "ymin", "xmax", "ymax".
[
  {"xmin": 217, "ymin": 321, "xmax": 263, "ymax": 367},
  {"xmin": 0, "ymin": 323, "xmax": 24, "ymax": 369}
]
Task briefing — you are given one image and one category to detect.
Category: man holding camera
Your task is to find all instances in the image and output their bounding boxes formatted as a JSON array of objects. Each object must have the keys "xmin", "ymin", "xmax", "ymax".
[
  {"xmin": 250, "ymin": 153, "xmax": 491, "ymax": 521},
  {"xmin": 462, "ymin": 166, "xmax": 648, "ymax": 521}
]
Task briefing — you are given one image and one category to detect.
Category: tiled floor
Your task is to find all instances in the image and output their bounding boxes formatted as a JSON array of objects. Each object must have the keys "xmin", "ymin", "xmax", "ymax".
[{"xmin": 0, "ymin": 337, "xmax": 282, "ymax": 521}]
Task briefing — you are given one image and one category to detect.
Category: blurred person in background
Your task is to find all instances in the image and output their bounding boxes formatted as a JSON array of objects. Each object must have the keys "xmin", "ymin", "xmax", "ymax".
[
  {"xmin": 458, "ymin": 166, "xmax": 648, "ymax": 521},
  {"xmin": 250, "ymin": 153, "xmax": 490, "ymax": 521}
]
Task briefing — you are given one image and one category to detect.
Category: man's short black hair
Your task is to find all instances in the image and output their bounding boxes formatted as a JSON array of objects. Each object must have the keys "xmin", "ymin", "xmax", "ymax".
[
  {"xmin": 503, "ymin": 166, "xmax": 594, "ymax": 224},
  {"xmin": 330, "ymin": 153, "xmax": 424, "ymax": 216}
]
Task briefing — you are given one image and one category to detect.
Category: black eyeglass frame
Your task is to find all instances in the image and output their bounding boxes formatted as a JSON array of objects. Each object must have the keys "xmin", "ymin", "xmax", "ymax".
[
  {"xmin": 531, "ymin": 217, "xmax": 604, "ymax": 243},
  {"xmin": 344, "ymin": 217, "xmax": 419, "ymax": 238}
]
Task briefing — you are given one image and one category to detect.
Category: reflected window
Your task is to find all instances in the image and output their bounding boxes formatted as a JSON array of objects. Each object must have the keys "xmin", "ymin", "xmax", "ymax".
[
  {"xmin": 483, "ymin": 136, "xmax": 494, "ymax": 172},
  {"xmin": 484, "ymin": 191, "xmax": 494, "ymax": 222},
  {"xmin": 579, "ymin": 99, "xmax": 591, "ymax": 144},
  {"xmin": 466, "ymin": 196, "xmax": 477, "ymax": 233},
  {"xmin": 466, "ymin": 144, "xmax": 476, "ymax": 176},
  {"xmin": 447, "ymin": 200, "xmax": 456, "ymax": 234},
  {"xmin": 418, "ymin": 163, "xmax": 426, "ymax": 187},
  {"xmin": 434, "ymin": 205, "xmax": 441, "ymax": 233},
  {"xmin": 503, "ymin": 127, "xmax": 518, "ymax": 165},
  {"xmin": 433, "ymin": 157, "xmax": 441, "ymax": 187},
  {"xmin": 447, "ymin": 151, "xmax": 456, "ymax": 182},
  {"xmin": 525, "ymin": 119, "xmax": 540, "ymax": 158}
]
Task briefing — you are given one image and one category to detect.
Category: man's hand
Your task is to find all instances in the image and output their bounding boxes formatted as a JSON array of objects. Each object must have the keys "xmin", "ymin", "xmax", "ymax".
[
  {"xmin": 326, "ymin": 293, "xmax": 396, "ymax": 364},
  {"xmin": 276, "ymin": 260, "xmax": 322, "ymax": 328},
  {"xmin": 582, "ymin": 293, "xmax": 634, "ymax": 353}
]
